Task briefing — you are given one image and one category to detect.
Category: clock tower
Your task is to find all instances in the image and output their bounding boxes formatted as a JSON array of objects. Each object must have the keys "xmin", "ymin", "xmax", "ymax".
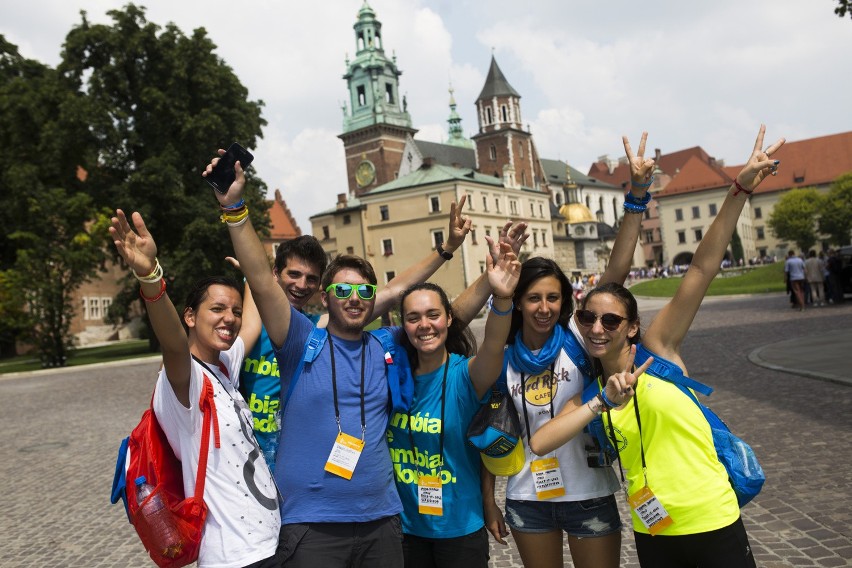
[{"xmin": 339, "ymin": 1, "xmax": 416, "ymax": 196}]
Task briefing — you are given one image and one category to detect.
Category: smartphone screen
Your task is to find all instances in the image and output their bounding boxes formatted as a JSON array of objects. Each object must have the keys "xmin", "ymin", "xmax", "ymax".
[{"xmin": 206, "ymin": 142, "xmax": 255, "ymax": 194}]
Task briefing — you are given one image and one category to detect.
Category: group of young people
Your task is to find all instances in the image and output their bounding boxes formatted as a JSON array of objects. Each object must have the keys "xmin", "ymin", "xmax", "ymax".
[{"xmin": 109, "ymin": 125, "xmax": 783, "ymax": 568}]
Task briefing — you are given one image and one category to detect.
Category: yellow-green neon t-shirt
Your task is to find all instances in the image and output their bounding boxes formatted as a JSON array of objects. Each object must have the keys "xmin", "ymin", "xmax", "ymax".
[{"xmin": 603, "ymin": 372, "xmax": 740, "ymax": 535}]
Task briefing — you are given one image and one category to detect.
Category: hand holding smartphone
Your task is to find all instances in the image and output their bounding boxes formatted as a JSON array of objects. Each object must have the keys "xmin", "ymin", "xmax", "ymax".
[{"xmin": 205, "ymin": 142, "xmax": 254, "ymax": 194}]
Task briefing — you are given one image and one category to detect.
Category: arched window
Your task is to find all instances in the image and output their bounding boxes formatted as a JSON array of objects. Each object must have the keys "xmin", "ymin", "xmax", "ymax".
[
  {"xmin": 489, "ymin": 145, "xmax": 497, "ymax": 160},
  {"xmin": 485, "ymin": 107, "xmax": 493, "ymax": 124}
]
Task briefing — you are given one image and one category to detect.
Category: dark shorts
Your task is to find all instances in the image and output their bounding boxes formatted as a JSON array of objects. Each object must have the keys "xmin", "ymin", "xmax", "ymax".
[
  {"xmin": 505, "ymin": 495, "xmax": 622, "ymax": 537},
  {"xmin": 277, "ymin": 515, "xmax": 403, "ymax": 568},
  {"xmin": 402, "ymin": 527, "xmax": 489, "ymax": 568},
  {"xmin": 633, "ymin": 516, "xmax": 756, "ymax": 568}
]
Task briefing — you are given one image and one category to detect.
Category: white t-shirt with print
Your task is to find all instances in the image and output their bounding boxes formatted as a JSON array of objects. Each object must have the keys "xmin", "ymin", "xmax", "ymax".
[
  {"xmin": 153, "ymin": 338, "xmax": 280, "ymax": 568},
  {"xmin": 505, "ymin": 325, "xmax": 620, "ymax": 502}
]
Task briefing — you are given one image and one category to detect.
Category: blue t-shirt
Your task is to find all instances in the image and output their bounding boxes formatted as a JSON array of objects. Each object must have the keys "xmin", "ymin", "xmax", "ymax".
[
  {"xmin": 273, "ymin": 308, "xmax": 402, "ymax": 524},
  {"xmin": 240, "ymin": 314, "xmax": 321, "ymax": 469},
  {"xmin": 388, "ymin": 353, "xmax": 489, "ymax": 538}
]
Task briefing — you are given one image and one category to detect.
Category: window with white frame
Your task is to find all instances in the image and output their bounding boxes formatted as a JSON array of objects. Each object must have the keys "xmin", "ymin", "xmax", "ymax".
[
  {"xmin": 510, "ymin": 200, "xmax": 518, "ymax": 215},
  {"xmin": 385, "ymin": 271, "xmax": 396, "ymax": 283},
  {"xmin": 429, "ymin": 195, "xmax": 441, "ymax": 213},
  {"xmin": 382, "ymin": 238, "xmax": 394, "ymax": 256},
  {"xmin": 379, "ymin": 205, "xmax": 389, "ymax": 221}
]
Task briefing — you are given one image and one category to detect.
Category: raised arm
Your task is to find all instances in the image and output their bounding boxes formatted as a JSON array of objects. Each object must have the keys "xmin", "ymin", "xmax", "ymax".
[
  {"xmin": 110, "ymin": 210, "xmax": 192, "ymax": 406},
  {"xmin": 452, "ymin": 221, "xmax": 529, "ymax": 326},
  {"xmin": 467, "ymin": 243, "xmax": 521, "ymax": 398},
  {"xmin": 203, "ymin": 152, "xmax": 291, "ymax": 348},
  {"xmin": 599, "ymin": 133, "xmax": 655, "ymax": 286},
  {"xmin": 225, "ymin": 256, "xmax": 263, "ymax": 354},
  {"xmin": 644, "ymin": 125, "xmax": 785, "ymax": 359},
  {"xmin": 372, "ymin": 195, "xmax": 471, "ymax": 317}
]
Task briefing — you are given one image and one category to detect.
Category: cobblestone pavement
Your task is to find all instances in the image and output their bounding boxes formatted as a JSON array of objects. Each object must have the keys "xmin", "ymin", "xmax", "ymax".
[{"xmin": 1, "ymin": 294, "xmax": 850, "ymax": 567}]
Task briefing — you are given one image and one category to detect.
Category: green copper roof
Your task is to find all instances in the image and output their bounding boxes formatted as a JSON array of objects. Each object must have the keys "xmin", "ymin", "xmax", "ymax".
[
  {"xmin": 367, "ymin": 163, "xmax": 504, "ymax": 195},
  {"xmin": 477, "ymin": 56, "xmax": 520, "ymax": 100}
]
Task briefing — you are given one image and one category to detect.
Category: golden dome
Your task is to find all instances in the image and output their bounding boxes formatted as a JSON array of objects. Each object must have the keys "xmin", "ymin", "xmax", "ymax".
[{"xmin": 559, "ymin": 203, "xmax": 595, "ymax": 223}]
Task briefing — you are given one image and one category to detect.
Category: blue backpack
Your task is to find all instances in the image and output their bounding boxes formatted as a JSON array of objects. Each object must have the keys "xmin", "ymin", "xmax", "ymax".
[
  {"xmin": 588, "ymin": 343, "xmax": 765, "ymax": 507},
  {"xmin": 283, "ymin": 326, "xmax": 414, "ymax": 415}
]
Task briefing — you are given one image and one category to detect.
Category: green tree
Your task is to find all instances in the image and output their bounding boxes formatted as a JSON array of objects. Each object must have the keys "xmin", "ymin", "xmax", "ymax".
[
  {"xmin": 0, "ymin": 37, "xmax": 103, "ymax": 362},
  {"xmin": 9, "ymin": 190, "xmax": 110, "ymax": 366},
  {"xmin": 766, "ymin": 188, "xmax": 823, "ymax": 252},
  {"xmin": 817, "ymin": 173, "xmax": 852, "ymax": 246},
  {"xmin": 730, "ymin": 227, "xmax": 744, "ymax": 264},
  {"xmin": 836, "ymin": 0, "xmax": 852, "ymax": 19},
  {"xmin": 58, "ymin": 4, "xmax": 269, "ymax": 349}
]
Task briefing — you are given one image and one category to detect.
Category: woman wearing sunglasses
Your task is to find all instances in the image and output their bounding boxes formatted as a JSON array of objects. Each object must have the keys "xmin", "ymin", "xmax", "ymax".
[
  {"xmin": 481, "ymin": 135, "xmax": 656, "ymax": 568},
  {"xmin": 387, "ymin": 239, "xmax": 521, "ymax": 568},
  {"xmin": 109, "ymin": 210, "xmax": 281, "ymax": 567},
  {"xmin": 530, "ymin": 126, "xmax": 783, "ymax": 567}
]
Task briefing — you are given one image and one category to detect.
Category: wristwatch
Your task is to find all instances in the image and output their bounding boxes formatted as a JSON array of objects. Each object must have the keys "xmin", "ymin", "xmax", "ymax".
[{"xmin": 437, "ymin": 243, "xmax": 453, "ymax": 261}]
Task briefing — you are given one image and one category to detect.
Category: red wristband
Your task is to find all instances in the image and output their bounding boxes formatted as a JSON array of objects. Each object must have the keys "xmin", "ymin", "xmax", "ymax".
[
  {"xmin": 733, "ymin": 179, "xmax": 753, "ymax": 196},
  {"xmin": 140, "ymin": 278, "xmax": 167, "ymax": 302}
]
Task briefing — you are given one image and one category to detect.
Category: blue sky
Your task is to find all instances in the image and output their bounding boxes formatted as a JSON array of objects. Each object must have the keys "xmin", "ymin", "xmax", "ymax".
[{"xmin": 4, "ymin": 0, "xmax": 851, "ymax": 230}]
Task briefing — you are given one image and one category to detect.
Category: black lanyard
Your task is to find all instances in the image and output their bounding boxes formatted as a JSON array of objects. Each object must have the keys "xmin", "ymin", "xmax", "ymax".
[
  {"xmin": 407, "ymin": 358, "xmax": 449, "ymax": 478},
  {"xmin": 327, "ymin": 334, "xmax": 367, "ymax": 440},
  {"xmin": 519, "ymin": 361, "xmax": 557, "ymax": 448}
]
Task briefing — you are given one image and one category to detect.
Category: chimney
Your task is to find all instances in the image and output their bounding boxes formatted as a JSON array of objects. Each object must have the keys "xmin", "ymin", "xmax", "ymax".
[
  {"xmin": 655, "ymin": 148, "xmax": 662, "ymax": 163},
  {"xmin": 336, "ymin": 193, "xmax": 347, "ymax": 209},
  {"xmin": 422, "ymin": 157, "xmax": 434, "ymax": 167}
]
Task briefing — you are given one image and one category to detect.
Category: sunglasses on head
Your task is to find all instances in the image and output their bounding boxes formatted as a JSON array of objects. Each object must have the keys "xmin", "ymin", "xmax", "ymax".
[
  {"xmin": 574, "ymin": 309, "xmax": 626, "ymax": 331},
  {"xmin": 325, "ymin": 282, "xmax": 377, "ymax": 300}
]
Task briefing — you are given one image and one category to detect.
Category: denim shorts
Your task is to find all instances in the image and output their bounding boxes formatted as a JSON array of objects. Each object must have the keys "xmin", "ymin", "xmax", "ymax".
[{"xmin": 505, "ymin": 495, "xmax": 622, "ymax": 537}]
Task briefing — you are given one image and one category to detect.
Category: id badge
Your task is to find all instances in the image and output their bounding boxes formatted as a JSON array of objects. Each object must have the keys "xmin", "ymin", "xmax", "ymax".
[
  {"xmin": 531, "ymin": 457, "xmax": 566, "ymax": 500},
  {"xmin": 324, "ymin": 432, "xmax": 365, "ymax": 480},
  {"xmin": 417, "ymin": 475, "xmax": 443, "ymax": 516},
  {"xmin": 627, "ymin": 485, "xmax": 674, "ymax": 535}
]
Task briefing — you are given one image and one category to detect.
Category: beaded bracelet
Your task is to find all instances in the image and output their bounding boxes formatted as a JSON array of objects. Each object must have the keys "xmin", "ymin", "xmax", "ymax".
[
  {"xmin": 490, "ymin": 300, "xmax": 514, "ymax": 316},
  {"xmin": 133, "ymin": 259, "xmax": 163, "ymax": 284},
  {"xmin": 732, "ymin": 179, "xmax": 753, "ymax": 197},
  {"xmin": 140, "ymin": 277, "xmax": 167, "ymax": 303}
]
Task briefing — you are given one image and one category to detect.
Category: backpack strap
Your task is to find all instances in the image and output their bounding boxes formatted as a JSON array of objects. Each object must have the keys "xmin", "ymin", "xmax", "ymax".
[
  {"xmin": 562, "ymin": 331, "xmax": 595, "ymax": 384},
  {"xmin": 369, "ymin": 328, "xmax": 413, "ymax": 414},
  {"xmin": 282, "ymin": 326, "xmax": 328, "ymax": 413},
  {"xmin": 193, "ymin": 375, "xmax": 220, "ymax": 504},
  {"xmin": 634, "ymin": 343, "xmax": 713, "ymax": 397}
]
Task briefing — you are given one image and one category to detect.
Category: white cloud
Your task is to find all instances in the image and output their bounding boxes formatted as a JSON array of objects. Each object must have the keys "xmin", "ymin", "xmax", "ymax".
[{"xmin": 3, "ymin": 0, "xmax": 851, "ymax": 229}]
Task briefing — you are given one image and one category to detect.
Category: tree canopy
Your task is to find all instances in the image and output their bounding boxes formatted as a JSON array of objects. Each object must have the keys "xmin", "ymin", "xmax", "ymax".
[
  {"xmin": 0, "ymin": 4, "xmax": 270, "ymax": 361},
  {"xmin": 817, "ymin": 173, "xmax": 852, "ymax": 246},
  {"xmin": 766, "ymin": 188, "xmax": 822, "ymax": 252}
]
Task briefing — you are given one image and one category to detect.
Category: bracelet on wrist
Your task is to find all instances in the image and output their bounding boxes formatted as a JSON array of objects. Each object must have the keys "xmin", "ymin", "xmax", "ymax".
[
  {"xmin": 220, "ymin": 199, "xmax": 245, "ymax": 211},
  {"xmin": 139, "ymin": 277, "xmax": 167, "ymax": 303},
  {"xmin": 599, "ymin": 389, "xmax": 619, "ymax": 410},
  {"xmin": 732, "ymin": 179, "xmax": 753, "ymax": 197},
  {"xmin": 221, "ymin": 207, "xmax": 250, "ymax": 225},
  {"xmin": 490, "ymin": 300, "xmax": 514, "ymax": 316},
  {"xmin": 133, "ymin": 259, "xmax": 163, "ymax": 284},
  {"xmin": 588, "ymin": 395, "xmax": 605, "ymax": 415},
  {"xmin": 631, "ymin": 176, "xmax": 654, "ymax": 189}
]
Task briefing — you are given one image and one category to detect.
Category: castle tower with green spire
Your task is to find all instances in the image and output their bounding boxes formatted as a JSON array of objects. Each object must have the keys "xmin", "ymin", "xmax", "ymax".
[
  {"xmin": 339, "ymin": 1, "xmax": 416, "ymax": 196},
  {"xmin": 446, "ymin": 84, "xmax": 472, "ymax": 149}
]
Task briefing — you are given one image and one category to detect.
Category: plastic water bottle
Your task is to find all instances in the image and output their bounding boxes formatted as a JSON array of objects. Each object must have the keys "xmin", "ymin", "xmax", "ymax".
[{"xmin": 135, "ymin": 476, "xmax": 183, "ymax": 559}]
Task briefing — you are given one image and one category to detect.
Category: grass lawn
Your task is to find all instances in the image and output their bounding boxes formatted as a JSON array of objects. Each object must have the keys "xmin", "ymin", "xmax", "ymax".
[
  {"xmin": 628, "ymin": 262, "xmax": 786, "ymax": 297},
  {"xmin": 0, "ymin": 339, "xmax": 153, "ymax": 375}
]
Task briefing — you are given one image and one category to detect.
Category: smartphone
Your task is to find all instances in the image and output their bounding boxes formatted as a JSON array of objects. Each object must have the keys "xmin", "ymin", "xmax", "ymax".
[{"xmin": 205, "ymin": 142, "xmax": 254, "ymax": 194}]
